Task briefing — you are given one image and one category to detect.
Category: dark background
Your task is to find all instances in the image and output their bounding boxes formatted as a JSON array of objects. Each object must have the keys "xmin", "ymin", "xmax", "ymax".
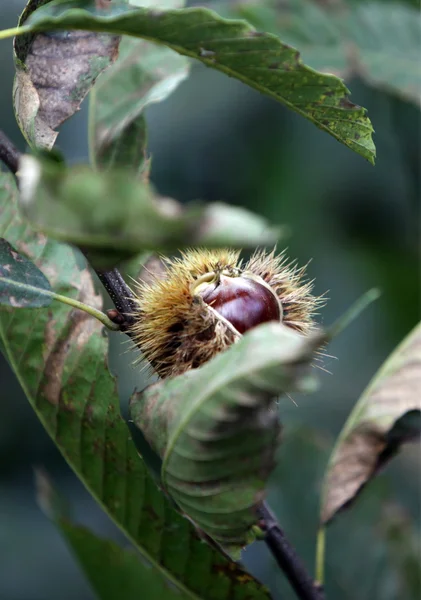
[{"xmin": 0, "ymin": 1, "xmax": 420, "ymax": 599}]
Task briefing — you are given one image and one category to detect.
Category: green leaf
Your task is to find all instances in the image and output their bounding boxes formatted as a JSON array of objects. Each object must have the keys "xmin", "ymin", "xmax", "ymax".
[
  {"xmin": 60, "ymin": 523, "xmax": 187, "ymax": 600},
  {"xmin": 17, "ymin": 154, "xmax": 281, "ymax": 268},
  {"xmin": 0, "ymin": 238, "xmax": 52, "ymax": 307},
  {"xmin": 13, "ymin": 0, "xmax": 121, "ymax": 149},
  {"xmin": 131, "ymin": 322, "xmax": 324, "ymax": 558},
  {"xmin": 20, "ymin": 0, "xmax": 376, "ymax": 163},
  {"xmin": 91, "ymin": 3, "xmax": 189, "ymax": 173},
  {"xmin": 0, "ymin": 170, "xmax": 271, "ymax": 600},
  {"xmin": 321, "ymin": 321, "xmax": 421, "ymax": 525},
  {"xmin": 35, "ymin": 471, "xmax": 183, "ymax": 600},
  {"xmin": 233, "ymin": 0, "xmax": 421, "ymax": 105}
]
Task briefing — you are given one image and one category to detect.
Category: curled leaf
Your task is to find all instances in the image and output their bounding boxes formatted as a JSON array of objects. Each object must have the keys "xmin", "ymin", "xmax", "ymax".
[
  {"xmin": 0, "ymin": 238, "xmax": 52, "ymax": 307},
  {"xmin": 131, "ymin": 322, "xmax": 324, "ymax": 557},
  {"xmin": 14, "ymin": 0, "xmax": 120, "ymax": 149},
  {"xmin": 321, "ymin": 321, "xmax": 421, "ymax": 525}
]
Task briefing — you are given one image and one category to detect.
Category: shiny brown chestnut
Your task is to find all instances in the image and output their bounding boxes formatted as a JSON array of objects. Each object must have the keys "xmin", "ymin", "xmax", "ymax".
[{"xmin": 198, "ymin": 274, "xmax": 282, "ymax": 334}]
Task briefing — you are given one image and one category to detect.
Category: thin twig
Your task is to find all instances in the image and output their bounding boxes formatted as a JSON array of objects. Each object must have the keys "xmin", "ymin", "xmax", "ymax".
[
  {"xmin": 0, "ymin": 128, "xmax": 325, "ymax": 600},
  {"xmin": 0, "ymin": 130, "xmax": 20, "ymax": 175},
  {"xmin": 92, "ymin": 267, "xmax": 137, "ymax": 332},
  {"xmin": 258, "ymin": 503, "xmax": 325, "ymax": 600}
]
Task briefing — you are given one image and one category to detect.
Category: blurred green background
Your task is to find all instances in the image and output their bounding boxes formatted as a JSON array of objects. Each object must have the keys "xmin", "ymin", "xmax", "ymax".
[{"xmin": 0, "ymin": 1, "xmax": 420, "ymax": 599}]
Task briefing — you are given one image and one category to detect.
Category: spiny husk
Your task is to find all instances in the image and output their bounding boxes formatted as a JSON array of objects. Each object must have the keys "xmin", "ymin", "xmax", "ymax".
[{"xmin": 131, "ymin": 248, "xmax": 322, "ymax": 378}]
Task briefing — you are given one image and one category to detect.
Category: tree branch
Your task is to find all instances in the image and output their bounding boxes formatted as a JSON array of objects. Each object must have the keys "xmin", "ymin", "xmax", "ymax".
[
  {"xmin": 0, "ymin": 128, "xmax": 325, "ymax": 600},
  {"xmin": 0, "ymin": 130, "xmax": 20, "ymax": 175},
  {"xmin": 258, "ymin": 502, "xmax": 325, "ymax": 600},
  {"xmin": 91, "ymin": 266, "xmax": 137, "ymax": 333}
]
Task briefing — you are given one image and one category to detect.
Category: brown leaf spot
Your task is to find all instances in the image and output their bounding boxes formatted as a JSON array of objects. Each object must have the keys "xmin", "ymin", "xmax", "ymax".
[
  {"xmin": 19, "ymin": 31, "xmax": 120, "ymax": 149},
  {"xmin": 10, "ymin": 249, "xmax": 24, "ymax": 262},
  {"xmin": 41, "ymin": 312, "xmax": 89, "ymax": 405},
  {"xmin": 18, "ymin": 236, "xmax": 47, "ymax": 257},
  {"xmin": 9, "ymin": 296, "xmax": 24, "ymax": 307},
  {"xmin": 247, "ymin": 31, "xmax": 265, "ymax": 38},
  {"xmin": 339, "ymin": 97, "xmax": 358, "ymax": 110},
  {"xmin": 40, "ymin": 269, "xmax": 103, "ymax": 405}
]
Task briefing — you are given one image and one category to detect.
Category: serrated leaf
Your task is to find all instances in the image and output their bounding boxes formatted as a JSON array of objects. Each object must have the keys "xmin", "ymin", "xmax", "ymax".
[
  {"xmin": 131, "ymin": 322, "xmax": 324, "ymax": 558},
  {"xmin": 0, "ymin": 238, "xmax": 52, "ymax": 307},
  {"xmin": 233, "ymin": 0, "xmax": 421, "ymax": 105},
  {"xmin": 35, "ymin": 471, "xmax": 183, "ymax": 600},
  {"xmin": 20, "ymin": 0, "xmax": 376, "ymax": 163},
  {"xmin": 18, "ymin": 154, "xmax": 281, "ymax": 268},
  {"xmin": 13, "ymin": 0, "xmax": 120, "ymax": 150},
  {"xmin": 0, "ymin": 170, "xmax": 271, "ymax": 600},
  {"xmin": 321, "ymin": 321, "xmax": 421, "ymax": 525}
]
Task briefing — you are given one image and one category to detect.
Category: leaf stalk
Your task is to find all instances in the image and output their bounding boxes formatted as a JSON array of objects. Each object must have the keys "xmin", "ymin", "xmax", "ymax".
[
  {"xmin": 52, "ymin": 291, "xmax": 120, "ymax": 330},
  {"xmin": 315, "ymin": 526, "xmax": 326, "ymax": 587},
  {"xmin": 0, "ymin": 26, "xmax": 29, "ymax": 41}
]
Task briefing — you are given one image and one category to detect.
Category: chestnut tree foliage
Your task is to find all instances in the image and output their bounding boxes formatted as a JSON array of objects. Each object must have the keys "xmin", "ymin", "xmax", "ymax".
[{"xmin": 0, "ymin": 1, "xmax": 420, "ymax": 599}]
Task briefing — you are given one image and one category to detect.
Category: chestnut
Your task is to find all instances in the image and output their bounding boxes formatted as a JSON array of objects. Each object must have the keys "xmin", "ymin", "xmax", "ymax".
[
  {"xmin": 131, "ymin": 248, "xmax": 320, "ymax": 378},
  {"xmin": 198, "ymin": 273, "xmax": 282, "ymax": 334}
]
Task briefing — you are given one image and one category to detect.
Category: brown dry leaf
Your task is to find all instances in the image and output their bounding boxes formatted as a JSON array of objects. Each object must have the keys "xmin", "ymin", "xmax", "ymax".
[
  {"xmin": 13, "ymin": 1, "xmax": 120, "ymax": 149},
  {"xmin": 321, "ymin": 321, "xmax": 421, "ymax": 524}
]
